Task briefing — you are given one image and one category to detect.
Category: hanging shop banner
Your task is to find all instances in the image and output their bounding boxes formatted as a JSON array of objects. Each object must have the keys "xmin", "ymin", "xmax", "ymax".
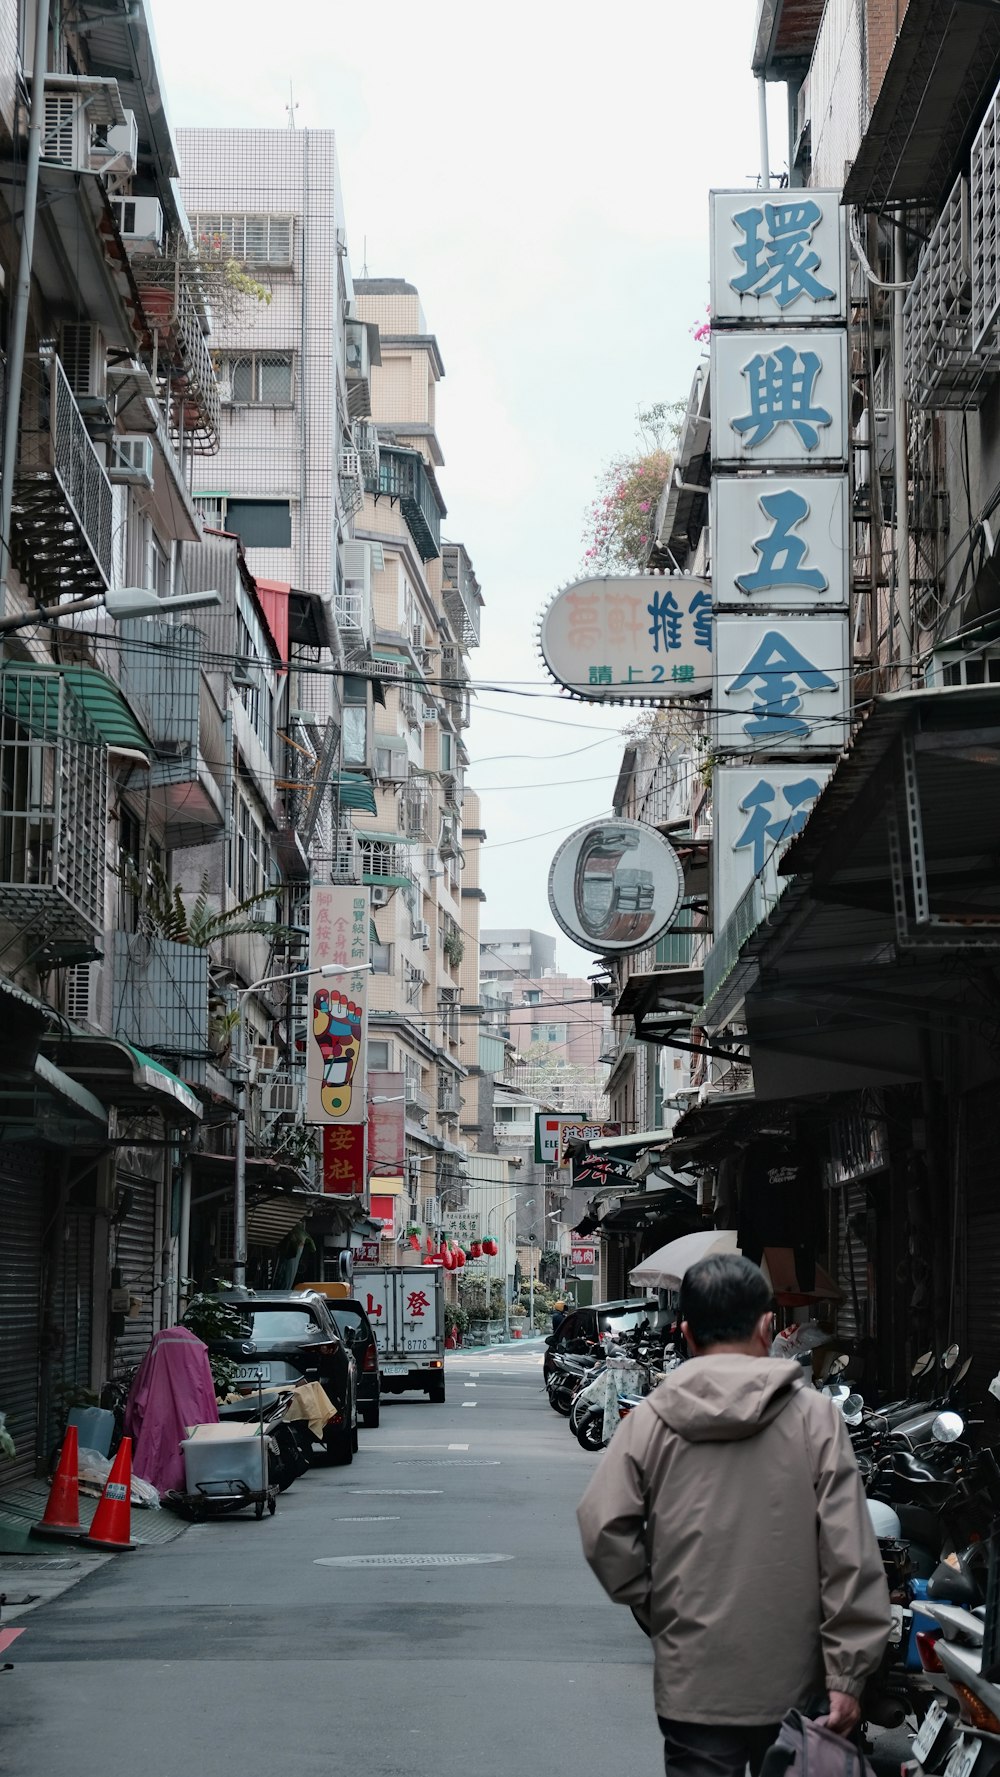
[
  {"xmin": 538, "ymin": 575, "xmax": 712, "ymax": 701},
  {"xmin": 558, "ymin": 1120, "xmax": 621, "ymax": 1167},
  {"xmin": 308, "ymin": 885, "xmax": 369, "ymax": 1125},
  {"xmin": 571, "ymin": 1243, "xmax": 598, "ymax": 1269},
  {"xmin": 535, "ymin": 1111, "xmax": 587, "ymax": 1166},
  {"xmin": 712, "ymin": 477, "xmax": 849, "ymax": 610},
  {"xmin": 548, "ymin": 818, "xmax": 685, "ymax": 954},
  {"xmin": 353, "ymin": 1239, "xmax": 382, "ymax": 1266},
  {"xmin": 713, "ymin": 764, "xmax": 833, "ymax": 932},
  {"xmin": 710, "ymin": 330, "xmax": 848, "ymax": 467},
  {"xmin": 322, "ymin": 1123, "xmax": 365, "ymax": 1195},
  {"xmin": 710, "ymin": 190, "xmax": 847, "ymax": 326},
  {"xmin": 571, "ymin": 1149, "xmax": 634, "ymax": 1190},
  {"xmin": 368, "ymin": 1070, "xmax": 405, "ymax": 1177},
  {"xmin": 713, "ymin": 616, "xmax": 849, "ymax": 756}
]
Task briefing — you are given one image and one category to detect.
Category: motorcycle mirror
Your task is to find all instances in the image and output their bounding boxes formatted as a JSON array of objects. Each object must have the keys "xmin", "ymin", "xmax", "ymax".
[
  {"xmin": 932, "ymin": 1410, "xmax": 965, "ymax": 1444},
  {"xmin": 942, "ymin": 1343, "xmax": 961, "ymax": 1371},
  {"xmin": 912, "ymin": 1351, "xmax": 935, "ymax": 1378},
  {"xmin": 824, "ymin": 1382, "xmax": 851, "ymax": 1402},
  {"xmin": 953, "ymin": 1356, "xmax": 973, "ymax": 1388},
  {"xmin": 842, "ymin": 1394, "xmax": 866, "ymax": 1426}
]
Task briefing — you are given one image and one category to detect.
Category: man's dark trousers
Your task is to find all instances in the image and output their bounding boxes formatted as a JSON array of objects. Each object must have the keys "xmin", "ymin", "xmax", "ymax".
[{"xmin": 658, "ymin": 1717, "xmax": 781, "ymax": 1777}]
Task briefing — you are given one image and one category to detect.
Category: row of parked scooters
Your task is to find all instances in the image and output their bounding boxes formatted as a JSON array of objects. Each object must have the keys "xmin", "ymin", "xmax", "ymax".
[{"xmin": 546, "ymin": 1323, "xmax": 1000, "ymax": 1776}]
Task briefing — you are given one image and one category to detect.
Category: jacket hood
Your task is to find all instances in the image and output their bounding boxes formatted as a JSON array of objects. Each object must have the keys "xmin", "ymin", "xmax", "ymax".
[{"xmin": 649, "ymin": 1355, "xmax": 803, "ymax": 1442}]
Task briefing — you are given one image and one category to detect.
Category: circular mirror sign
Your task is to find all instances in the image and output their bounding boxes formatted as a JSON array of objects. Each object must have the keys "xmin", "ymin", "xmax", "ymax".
[{"xmin": 547, "ymin": 819, "xmax": 685, "ymax": 954}]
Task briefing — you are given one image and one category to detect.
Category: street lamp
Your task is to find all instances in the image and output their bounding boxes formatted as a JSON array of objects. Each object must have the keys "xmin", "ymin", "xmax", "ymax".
[
  {"xmin": 502, "ymin": 1210, "xmax": 518, "ymax": 1342},
  {"xmin": 232, "ymin": 960, "xmax": 373, "ymax": 1288},
  {"xmin": 0, "ymin": 584, "xmax": 223, "ymax": 635}
]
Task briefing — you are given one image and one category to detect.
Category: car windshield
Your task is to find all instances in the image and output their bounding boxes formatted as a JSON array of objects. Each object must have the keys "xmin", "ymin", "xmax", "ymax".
[
  {"xmin": 245, "ymin": 1309, "xmax": 321, "ymax": 1342},
  {"xmin": 332, "ymin": 1310, "xmax": 364, "ymax": 1339},
  {"xmin": 598, "ymin": 1307, "xmax": 653, "ymax": 1336}
]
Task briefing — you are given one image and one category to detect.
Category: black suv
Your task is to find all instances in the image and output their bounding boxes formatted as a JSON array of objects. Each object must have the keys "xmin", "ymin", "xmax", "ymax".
[
  {"xmin": 543, "ymin": 1297, "xmax": 661, "ymax": 1382},
  {"xmin": 191, "ymin": 1290, "xmax": 358, "ymax": 1465},
  {"xmin": 327, "ymin": 1298, "xmax": 381, "ymax": 1430}
]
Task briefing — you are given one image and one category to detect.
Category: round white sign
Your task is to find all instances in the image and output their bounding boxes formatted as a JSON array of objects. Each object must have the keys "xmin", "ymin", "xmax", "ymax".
[
  {"xmin": 539, "ymin": 575, "xmax": 713, "ymax": 702},
  {"xmin": 547, "ymin": 819, "xmax": 685, "ymax": 954}
]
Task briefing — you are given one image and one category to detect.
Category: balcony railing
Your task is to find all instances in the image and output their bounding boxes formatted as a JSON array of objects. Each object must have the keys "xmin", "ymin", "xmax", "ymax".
[
  {"xmin": 114, "ymin": 621, "xmax": 225, "ymax": 846},
  {"xmin": 904, "ymin": 174, "xmax": 1000, "ymax": 410},
  {"xmin": 441, "ymin": 543, "xmax": 482, "ymax": 647},
  {"xmin": 0, "ymin": 668, "xmax": 107, "ymax": 942},
  {"xmin": 137, "ymin": 273, "xmax": 221, "ymax": 453},
  {"xmin": 701, "ymin": 862, "xmax": 787, "ymax": 1010},
  {"xmin": 13, "ymin": 350, "xmax": 113, "ymax": 595},
  {"xmin": 359, "ymin": 838, "xmax": 410, "ymax": 884},
  {"xmin": 109, "ymin": 932, "xmax": 209, "ymax": 1084},
  {"xmin": 366, "ymin": 447, "xmax": 442, "ymax": 561}
]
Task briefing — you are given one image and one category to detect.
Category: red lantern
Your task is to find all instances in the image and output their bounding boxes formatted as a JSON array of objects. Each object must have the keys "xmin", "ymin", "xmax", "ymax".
[
  {"xmin": 409, "ymin": 1234, "xmax": 421, "ymax": 1250},
  {"xmin": 442, "ymin": 1248, "xmax": 456, "ymax": 1271},
  {"xmin": 484, "ymin": 1237, "xmax": 498, "ymax": 1257},
  {"xmin": 470, "ymin": 1241, "xmax": 482, "ymax": 1260},
  {"xmin": 426, "ymin": 1235, "xmax": 434, "ymax": 1255},
  {"xmin": 454, "ymin": 1248, "xmax": 466, "ymax": 1269}
]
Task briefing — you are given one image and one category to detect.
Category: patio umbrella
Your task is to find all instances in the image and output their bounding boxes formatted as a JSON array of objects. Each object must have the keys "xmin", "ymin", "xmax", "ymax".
[{"xmin": 629, "ymin": 1227, "xmax": 740, "ymax": 1290}]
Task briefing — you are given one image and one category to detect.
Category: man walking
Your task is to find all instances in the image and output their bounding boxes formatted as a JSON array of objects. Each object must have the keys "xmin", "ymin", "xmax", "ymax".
[{"xmin": 577, "ymin": 1254, "xmax": 889, "ymax": 1777}]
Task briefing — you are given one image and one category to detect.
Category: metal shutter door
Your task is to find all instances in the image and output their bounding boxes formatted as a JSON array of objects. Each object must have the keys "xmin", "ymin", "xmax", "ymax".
[
  {"xmin": 0, "ymin": 1152, "xmax": 47, "ymax": 1485},
  {"xmin": 830, "ymin": 1182, "xmax": 871, "ymax": 1344},
  {"xmin": 111, "ymin": 1178, "xmax": 157, "ymax": 1374},
  {"xmin": 52, "ymin": 1208, "xmax": 94, "ymax": 1405},
  {"xmin": 964, "ymin": 1087, "xmax": 1000, "ymax": 1381}
]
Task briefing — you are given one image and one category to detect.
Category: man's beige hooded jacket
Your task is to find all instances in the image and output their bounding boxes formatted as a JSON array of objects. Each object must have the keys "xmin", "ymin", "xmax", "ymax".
[{"xmin": 577, "ymin": 1356, "xmax": 890, "ymax": 1725}]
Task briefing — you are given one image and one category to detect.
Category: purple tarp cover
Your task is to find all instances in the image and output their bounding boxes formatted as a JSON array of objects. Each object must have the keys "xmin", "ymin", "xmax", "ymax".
[{"xmin": 124, "ymin": 1327, "xmax": 219, "ymax": 1494}]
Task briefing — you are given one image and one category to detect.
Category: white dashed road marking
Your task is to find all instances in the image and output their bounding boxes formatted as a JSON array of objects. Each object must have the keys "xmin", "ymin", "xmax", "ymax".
[{"xmin": 461, "ymin": 1400, "xmax": 478, "ymax": 1408}]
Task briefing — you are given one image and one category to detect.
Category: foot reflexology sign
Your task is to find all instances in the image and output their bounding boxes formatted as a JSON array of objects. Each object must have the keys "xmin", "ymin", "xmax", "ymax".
[{"xmin": 309, "ymin": 885, "xmax": 369, "ymax": 1127}]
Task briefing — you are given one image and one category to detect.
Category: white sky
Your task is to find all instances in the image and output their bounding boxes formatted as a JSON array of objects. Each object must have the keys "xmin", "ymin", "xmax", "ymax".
[{"xmin": 152, "ymin": 0, "xmax": 788, "ymax": 978}]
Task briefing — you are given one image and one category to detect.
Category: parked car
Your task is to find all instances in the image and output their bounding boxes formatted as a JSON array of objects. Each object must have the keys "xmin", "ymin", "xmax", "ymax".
[
  {"xmin": 543, "ymin": 1297, "xmax": 662, "ymax": 1382},
  {"xmin": 188, "ymin": 1290, "xmax": 358, "ymax": 1465},
  {"xmin": 326, "ymin": 1297, "xmax": 381, "ymax": 1429}
]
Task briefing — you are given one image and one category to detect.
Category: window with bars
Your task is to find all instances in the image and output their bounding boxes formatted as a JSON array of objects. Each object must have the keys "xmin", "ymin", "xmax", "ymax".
[
  {"xmin": 229, "ymin": 787, "xmax": 274, "ymax": 902},
  {"xmin": 192, "ymin": 214, "xmax": 293, "ymax": 268},
  {"xmin": 221, "ymin": 352, "xmax": 294, "ymax": 406}
]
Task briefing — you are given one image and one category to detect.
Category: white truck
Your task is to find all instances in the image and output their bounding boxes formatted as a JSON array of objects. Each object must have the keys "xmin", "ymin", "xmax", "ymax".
[{"xmin": 354, "ymin": 1264, "xmax": 447, "ymax": 1403}]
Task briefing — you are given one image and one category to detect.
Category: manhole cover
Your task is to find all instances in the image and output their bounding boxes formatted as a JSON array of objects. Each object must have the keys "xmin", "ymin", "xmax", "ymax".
[
  {"xmin": 315, "ymin": 1553, "xmax": 513, "ymax": 1569},
  {"xmin": 0, "ymin": 1558, "xmax": 79, "ymax": 1571}
]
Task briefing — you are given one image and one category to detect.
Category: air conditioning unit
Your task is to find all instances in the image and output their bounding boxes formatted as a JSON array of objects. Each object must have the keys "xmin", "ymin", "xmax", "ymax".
[
  {"xmin": 66, "ymin": 961, "xmax": 102, "ymax": 1027},
  {"xmin": 92, "ymin": 109, "xmax": 138, "ymax": 178},
  {"xmin": 425, "ymin": 848, "xmax": 442, "ymax": 879},
  {"xmin": 340, "ymin": 448, "xmax": 362, "ymax": 481},
  {"xmin": 252, "ymin": 1043, "xmax": 280, "ymax": 1077},
  {"xmin": 60, "ymin": 323, "xmax": 106, "ymax": 399},
  {"xmin": 110, "ymin": 434, "xmax": 155, "ymax": 489},
  {"xmin": 411, "ymin": 920, "xmax": 430, "ymax": 943},
  {"xmin": 111, "ymin": 195, "xmax": 165, "ymax": 255},
  {"xmin": 370, "ymin": 883, "xmax": 394, "ymax": 909},
  {"xmin": 43, "ymin": 91, "xmax": 91, "ymax": 168}
]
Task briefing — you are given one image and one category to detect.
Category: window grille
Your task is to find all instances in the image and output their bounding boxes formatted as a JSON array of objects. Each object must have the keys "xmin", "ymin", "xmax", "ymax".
[
  {"xmin": 972, "ymin": 82, "xmax": 1000, "ymax": 351},
  {"xmin": 191, "ymin": 214, "xmax": 293, "ymax": 268},
  {"xmin": 222, "ymin": 353, "xmax": 294, "ymax": 406},
  {"xmin": 904, "ymin": 175, "xmax": 999, "ymax": 409}
]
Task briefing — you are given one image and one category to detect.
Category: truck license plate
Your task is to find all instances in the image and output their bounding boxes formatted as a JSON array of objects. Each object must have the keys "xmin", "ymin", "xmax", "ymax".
[
  {"xmin": 943, "ymin": 1736, "xmax": 981, "ymax": 1777},
  {"xmin": 381, "ymin": 1364, "xmax": 409, "ymax": 1376},
  {"xmin": 913, "ymin": 1700, "xmax": 948, "ymax": 1766}
]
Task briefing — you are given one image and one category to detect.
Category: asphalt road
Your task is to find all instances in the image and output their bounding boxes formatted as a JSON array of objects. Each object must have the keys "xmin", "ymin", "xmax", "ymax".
[{"xmin": 2, "ymin": 1340, "xmax": 662, "ymax": 1777}]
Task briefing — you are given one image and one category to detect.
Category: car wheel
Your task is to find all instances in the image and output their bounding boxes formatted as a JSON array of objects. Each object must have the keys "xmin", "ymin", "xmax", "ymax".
[
  {"xmin": 429, "ymin": 1382, "xmax": 446, "ymax": 1404},
  {"xmin": 361, "ymin": 1401, "xmax": 381, "ymax": 1430},
  {"xmin": 351, "ymin": 1421, "xmax": 359, "ymax": 1453}
]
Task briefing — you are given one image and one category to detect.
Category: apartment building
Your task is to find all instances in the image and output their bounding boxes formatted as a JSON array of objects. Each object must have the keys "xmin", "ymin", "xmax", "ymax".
[{"xmin": 343, "ymin": 277, "xmax": 498, "ymax": 1258}]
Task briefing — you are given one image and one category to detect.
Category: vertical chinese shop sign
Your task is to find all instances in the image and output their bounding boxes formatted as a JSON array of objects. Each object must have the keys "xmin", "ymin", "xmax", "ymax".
[{"xmin": 310, "ymin": 885, "xmax": 370, "ymax": 1188}]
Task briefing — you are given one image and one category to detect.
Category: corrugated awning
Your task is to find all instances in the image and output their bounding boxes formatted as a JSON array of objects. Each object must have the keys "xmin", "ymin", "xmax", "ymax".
[
  {"xmin": 41, "ymin": 1032, "xmax": 202, "ymax": 1124},
  {"xmin": 843, "ymin": 0, "xmax": 1000, "ymax": 208},
  {"xmin": 335, "ymin": 773, "xmax": 377, "ymax": 814},
  {"xmin": 0, "ymin": 663, "xmax": 152, "ymax": 754}
]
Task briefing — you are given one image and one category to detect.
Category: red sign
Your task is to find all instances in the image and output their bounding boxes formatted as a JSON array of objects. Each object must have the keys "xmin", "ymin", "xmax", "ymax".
[
  {"xmin": 322, "ymin": 1123, "xmax": 365, "ymax": 1195},
  {"xmin": 571, "ymin": 1243, "xmax": 598, "ymax": 1268},
  {"xmin": 353, "ymin": 1239, "xmax": 381, "ymax": 1266},
  {"xmin": 370, "ymin": 1193, "xmax": 397, "ymax": 1233},
  {"xmin": 368, "ymin": 1070, "xmax": 405, "ymax": 1176}
]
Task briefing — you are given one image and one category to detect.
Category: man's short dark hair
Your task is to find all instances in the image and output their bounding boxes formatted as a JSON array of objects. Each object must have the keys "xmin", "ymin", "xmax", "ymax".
[{"xmin": 678, "ymin": 1253, "xmax": 773, "ymax": 1348}]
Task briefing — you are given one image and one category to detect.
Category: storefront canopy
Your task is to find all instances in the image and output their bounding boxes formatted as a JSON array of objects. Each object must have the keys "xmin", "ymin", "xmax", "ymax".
[{"xmin": 1, "ymin": 662, "xmax": 152, "ymax": 754}]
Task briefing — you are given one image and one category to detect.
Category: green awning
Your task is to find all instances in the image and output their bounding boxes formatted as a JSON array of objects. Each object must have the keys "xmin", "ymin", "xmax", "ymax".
[
  {"xmin": 0, "ymin": 663, "xmax": 152, "ymax": 754},
  {"xmin": 335, "ymin": 773, "xmax": 377, "ymax": 813},
  {"xmin": 355, "ymin": 829, "xmax": 418, "ymax": 845},
  {"xmin": 125, "ymin": 1043, "xmax": 202, "ymax": 1121}
]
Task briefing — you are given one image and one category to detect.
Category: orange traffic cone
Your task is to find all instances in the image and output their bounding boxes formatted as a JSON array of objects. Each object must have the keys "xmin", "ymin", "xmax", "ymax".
[
  {"xmin": 83, "ymin": 1436, "xmax": 136, "ymax": 1552},
  {"xmin": 30, "ymin": 1425, "xmax": 84, "ymax": 1542}
]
